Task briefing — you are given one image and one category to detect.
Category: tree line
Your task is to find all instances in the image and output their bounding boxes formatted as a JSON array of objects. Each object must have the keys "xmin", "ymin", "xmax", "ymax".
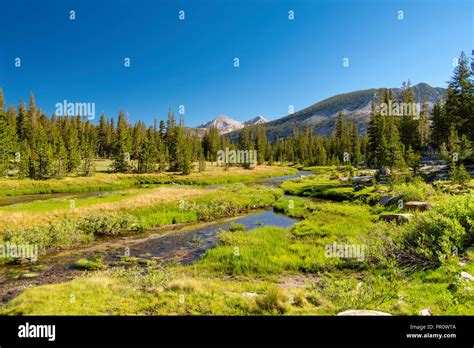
[
  {"xmin": 0, "ymin": 52, "xmax": 472, "ymax": 180},
  {"xmin": 251, "ymin": 52, "xmax": 473, "ymax": 171}
]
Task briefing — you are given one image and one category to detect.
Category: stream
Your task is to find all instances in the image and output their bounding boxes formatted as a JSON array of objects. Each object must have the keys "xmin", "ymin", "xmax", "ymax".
[{"xmin": 0, "ymin": 171, "xmax": 309, "ymax": 303}]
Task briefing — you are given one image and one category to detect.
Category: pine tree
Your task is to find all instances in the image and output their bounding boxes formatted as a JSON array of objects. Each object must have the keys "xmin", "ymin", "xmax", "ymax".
[
  {"xmin": 418, "ymin": 95, "xmax": 431, "ymax": 149},
  {"xmin": 445, "ymin": 52, "xmax": 474, "ymax": 139},
  {"xmin": 255, "ymin": 124, "xmax": 267, "ymax": 165},
  {"xmin": 33, "ymin": 124, "xmax": 53, "ymax": 179},
  {"xmin": 203, "ymin": 127, "xmax": 219, "ymax": 162},
  {"xmin": 18, "ymin": 139, "xmax": 31, "ymax": 179},
  {"xmin": 64, "ymin": 117, "xmax": 81, "ymax": 173},
  {"xmin": 398, "ymin": 81, "xmax": 419, "ymax": 151},
  {"xmin": 238, "ymin": 126, "xmax": 254, "ymax": 169},
  {"xmin": 97, "ymin": 113, "xmax": 107, "ymax": 157},
  {"xmin": 113, "ymin": 111, "xmax": 132, "ymax": 172}
]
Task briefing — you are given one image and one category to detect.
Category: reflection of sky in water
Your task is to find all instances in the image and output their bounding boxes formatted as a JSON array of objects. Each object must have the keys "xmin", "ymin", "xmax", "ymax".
[{"xmin": 119, "ymin": 210, "xmax": 299, "ymax": 265}]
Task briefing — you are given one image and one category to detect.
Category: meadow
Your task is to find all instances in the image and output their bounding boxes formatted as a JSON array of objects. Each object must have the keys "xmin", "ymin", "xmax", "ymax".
[
  {"xmin": 0, "ymin": 163, "xmax": 297, "ymax": 196},
  {"xmin": 1, "ymin": 165, "xmax": 472, "ymax": 316}
]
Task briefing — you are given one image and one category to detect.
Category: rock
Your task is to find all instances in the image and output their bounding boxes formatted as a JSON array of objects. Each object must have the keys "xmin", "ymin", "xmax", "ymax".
[
  {"xmin": 360, "ymin": 170, "xmax": 377, "ymax": 176},
  {"xmin": 337, "ymin": 309, "xmax": 391, "ymax": 316},
  {"xmin": 379, "ymin": 194, "xmax": 398, "ymax": 206},
  {"xmin": 379, "ymin": 214, "xmax": 413, "ymax": 224},
  {"xmin": 350, "ymin": 176, "xmax": 373, "ymax": 183},
  {"xmin": 419, "ymin": 308, "xmax": 432, "ymax": 316},
  {"xmin": 340, "ymin": 177, "xmax": 349, "ymax": 182},
  {"xmin": 241, "ymin": 292, "xmax": 258, "ymax": 298},
  {"xmin": 379, "ymin": 168, "xmax": 391, "ymax": 176},
  {"xmin": 460, "ymin": 272, "xmax": 474, "ymax": 281},
  {"xmin": 405, "ymin": 201, "xmax": 430, "ymax": 211}
]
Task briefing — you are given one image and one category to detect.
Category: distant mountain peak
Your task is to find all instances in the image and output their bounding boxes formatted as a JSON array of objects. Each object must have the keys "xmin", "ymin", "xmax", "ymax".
[
  {"xmin": 198, "ymin": 114, "xmax": 269, "ymax": 134},
  {"xmin": 198, "ymin": 115, "xmax": 244, "ymax": 134},
  {"xmin": 244, "ymin": 115, "xmax": 269, "ymax": 125}
]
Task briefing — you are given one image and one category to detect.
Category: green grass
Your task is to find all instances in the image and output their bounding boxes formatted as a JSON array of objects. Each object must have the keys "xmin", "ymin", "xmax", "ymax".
[
  {"xmin": 0, "ymin": 166, "xmax": 297, "ymax": 196},
  {"xmin": 2, "ymin": 185, "xmax": 282, "ymax": 249},
  {"xmin": 1, "ymin": 166, "xmax": 472, "ymax": 316},
  {"xmin": 0, "ymin": 191, "xmax": 139, "ymax": 213},
  {"xmin": 2, "ymin": 195, "xmax": 473, "ymax": 315},
  {"xmin": 133, "ymin": 184, "xmax": 282, "ymax": 229},
  {"xmin": 75, "ymin": 256, "xmax": 106, "ymax": 270},
  {"xmin": 229, "ymin": 223, "xmax": 246, "ymax": 232}
]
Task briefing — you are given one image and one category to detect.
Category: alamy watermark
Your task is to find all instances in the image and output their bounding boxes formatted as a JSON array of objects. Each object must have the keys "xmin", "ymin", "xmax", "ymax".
[
  {"xmin": 380, "ymin": 100, "xmax": 419, "ymax": 118},
  {"xmin": 325, "ymin": 242, "xmax": 365, "ymax": 261},
  {"xmin": 55, "ymin": 100, "xmax": 96, "ymax": 120},
  {"xmin": 217, "ymin": 147, "xmax": 257, "ymax": 166},
  {"xmin": 0, "ymin": 242, "xmax": 38, "ymax": 262}
]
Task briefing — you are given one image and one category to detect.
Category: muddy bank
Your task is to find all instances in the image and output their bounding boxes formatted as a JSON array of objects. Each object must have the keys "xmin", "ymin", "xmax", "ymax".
[{"xmin": 0, "ymin": 210, "xmax": 298, "ymax": 303}]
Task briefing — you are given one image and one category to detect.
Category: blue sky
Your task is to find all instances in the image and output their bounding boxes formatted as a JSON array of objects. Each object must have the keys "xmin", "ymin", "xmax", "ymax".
[{"xmin": 1, "ymin": 0, "xmax": 472, "ymax": 126}]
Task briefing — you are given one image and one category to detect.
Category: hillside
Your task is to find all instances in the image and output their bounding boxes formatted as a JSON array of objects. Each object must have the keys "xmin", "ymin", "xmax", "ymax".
[{"xmin": 226, "ymin": 83, "xmax": 446, "ymax": 142}]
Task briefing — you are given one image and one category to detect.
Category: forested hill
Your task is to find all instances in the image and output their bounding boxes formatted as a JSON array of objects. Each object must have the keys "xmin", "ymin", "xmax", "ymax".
[{"xmin": 227, "ymin": 83, "xmax": 446, "ymax": 142}]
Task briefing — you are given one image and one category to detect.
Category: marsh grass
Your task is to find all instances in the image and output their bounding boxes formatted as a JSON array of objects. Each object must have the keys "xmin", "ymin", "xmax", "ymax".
[
  {"xmin": 2, "ymin": 197, "xmax": 473, "ymax": 316},
  {"xmin": 1, "ymin": 185, "xmax": 282, "ymax": 250},
  {"xmin": 0, "ymin": 166, "xmax": 297, "ymax": 196},
  {"xmin": 1, "ymin": 166, "xmax": 473, "ymax": 316}
]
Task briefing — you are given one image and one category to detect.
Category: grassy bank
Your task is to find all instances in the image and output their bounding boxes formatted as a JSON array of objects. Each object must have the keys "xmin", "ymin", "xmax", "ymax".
[
  {"xmin": 0, "ymin": 165, "xmax": 297, "ymax": 196},
  {"xmin": 3, "ymin": 193, "xmax": 472, "ymax": 315},
  {"xmin": 281, "ymin": 166, "xmax": 441, "ymax": 205},
  {"xmin": 0, "ymin": 184, "xmax": 282, "ymax": 250},
  {"xmin": 2, "ymin": 165, "xmax": 472, "ymax": 316}
]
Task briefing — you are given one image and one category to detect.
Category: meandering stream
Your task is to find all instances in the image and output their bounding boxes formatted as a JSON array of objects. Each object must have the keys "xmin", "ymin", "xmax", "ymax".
[{"xmin": 0, "ymin": 172, "xmax": 309, "ymax": 303}]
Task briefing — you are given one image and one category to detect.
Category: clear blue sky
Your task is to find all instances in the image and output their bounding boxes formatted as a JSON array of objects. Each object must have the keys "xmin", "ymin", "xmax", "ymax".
[{"xmin": 1, "ymin": 0, "xmax": 472, "ymax": 126}]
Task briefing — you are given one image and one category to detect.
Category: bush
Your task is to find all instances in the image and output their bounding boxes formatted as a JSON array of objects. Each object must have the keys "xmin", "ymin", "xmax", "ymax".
[
  {"xmin": 75, "ymin": 256, "xmax": 105, "ymax": 270},
  {"xmin": 4, "ymin": 213, "xmax": 143, "ymax": 249},
  {"xmin": 76, "ymin": 213, "xmax": 142, "ymax": 236},
  {"xmin": 254, "ymin": 287, "xmax": 289, "ymax": 314},
  {"xmin": 451, "ymin": 164, "xmax": 471, "ymax": 186},
  {"xmin": 371, "ymin": 194, "xmax": 474, "ymax": 272},
  {"xmin": 229, "ymin": 223, "xmax": 246, "ymax": 232},
  {"xmin": 4, "ymin": 220, "xmax": 90, "ymax": 248},
  {"xmin": 393, "ymin": 177, "xmax": 435, "ymax": 201}
]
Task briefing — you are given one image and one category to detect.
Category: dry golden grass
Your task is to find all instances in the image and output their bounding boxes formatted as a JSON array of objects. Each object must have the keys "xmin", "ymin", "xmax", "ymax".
[
  {"xmin": 0, "ymin": 165, "xmax": 294, "ymax": 194},
  {"xmin": 0, "ymin": 186, "xmax": 209, "ymax": 232}
]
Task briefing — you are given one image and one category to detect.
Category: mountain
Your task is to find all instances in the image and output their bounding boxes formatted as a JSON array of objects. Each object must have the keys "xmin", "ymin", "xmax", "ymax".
[
  {"xmin": 198, "ymin": 114, "xmax": 269, "ymax": 134},
  {"xmin": 226, "ymin": 83, "xmax": 447, "ymax": 142},
  {"xmin": 244, "ymin": 115, "xmax": 269, "ymax": 125},
  {"xmin": 198, "ymin": 115, "xmax": 244, "ymax": 134}
]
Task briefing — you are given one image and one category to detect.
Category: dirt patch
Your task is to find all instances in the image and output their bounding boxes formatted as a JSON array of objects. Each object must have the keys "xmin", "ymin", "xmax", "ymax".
[{"xmin": 278, "ymin": 274, "xmax": 320, "ymax": 289}]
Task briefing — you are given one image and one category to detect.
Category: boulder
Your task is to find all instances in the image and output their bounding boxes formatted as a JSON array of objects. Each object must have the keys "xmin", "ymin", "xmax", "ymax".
[
  {"xmin": 379, "ymin": 194, "xmax": 398, "ymax": 206},
  {"xmin": 460, "ymin": 272, "xmax": 474, "ymax": 282},
  {"xmin": 337, "ymin": 309, "xmax": 391, "ymax": 316},
  {"xmin": 379, "ymin": 168, "xmax": 391, "ymax": 176},
  {"xmin": 379, "ymin": 214, "xmax": 413, "ymax": 224},
  {"xmin": 241, "ymin": 292, "xmax": 258, "ymax": 297},
  {"xmin": 350, "ymin": 176, "xmax": 373, "ymax": 183},
  {"xmin": 419, "ymin": 308, "xmax": 432, "ymax": 316},
  {"xmin": 405, "ymin": 201, "xmax": 430, "ymax": 211}
]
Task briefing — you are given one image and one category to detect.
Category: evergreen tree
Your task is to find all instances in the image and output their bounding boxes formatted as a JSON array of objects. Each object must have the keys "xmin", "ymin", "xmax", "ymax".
[
  {"xmin": 445, "ymin": 52, "xmax": 474, "ymax": 139},
  {"xmin": 418, "ymin": 95, "xmax": 431, "ymax": 149},
  {"xmin": 113, "ymin": 111, "xmax": 132, "ymax": 172}
]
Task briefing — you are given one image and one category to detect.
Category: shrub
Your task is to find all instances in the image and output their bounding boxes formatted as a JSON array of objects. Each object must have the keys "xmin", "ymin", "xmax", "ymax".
[
  {"xmin": 254, "ymin": 287, "xmax": 289, "ymax": 314},
  {"xmin": 371, "ymin": 194, "xmax": 474, "ymax": 272},
  {"xmin": 229, "ymin": 223, "xmax": 246, "ymax": 232},
  {"xmin": 75, "ymin": 256, "xmax": 105, "ymax": 270},
  {"xmin": 4, "ymin": 213, "xmax": 142, "ymax": 249},
  {"xmin": 451, "ymin": 164, "xmax": 471, "ymax": 186},
  {"xmin": 393, "ymin": 177, "xmax": 435, "ymax": 201},
  {"xmin": 76, "ymin": 213, "xmax": 142, "ymax": 236}
]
